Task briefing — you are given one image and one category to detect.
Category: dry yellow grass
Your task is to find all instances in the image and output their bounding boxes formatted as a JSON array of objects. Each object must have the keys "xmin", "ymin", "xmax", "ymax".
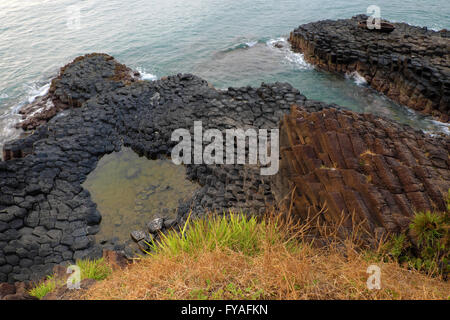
[
  {"xmin": 77, "ymin": 211, "xmax": 450, "ymax": 300},
  {"xmin": 78, "ymin": 245, "xmax": 449, "ymax": 300}
]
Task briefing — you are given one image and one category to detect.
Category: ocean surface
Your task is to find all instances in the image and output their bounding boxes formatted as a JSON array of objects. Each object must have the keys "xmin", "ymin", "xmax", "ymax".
[{"xmin": 1, "ymin": 0, "xmax": 450, "ymax": 152}]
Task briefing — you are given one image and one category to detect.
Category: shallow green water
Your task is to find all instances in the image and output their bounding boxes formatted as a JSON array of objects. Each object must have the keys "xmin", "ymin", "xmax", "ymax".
[{"xmin": 82, "ymin": 148, "xmax": 198, "ymax": 241}]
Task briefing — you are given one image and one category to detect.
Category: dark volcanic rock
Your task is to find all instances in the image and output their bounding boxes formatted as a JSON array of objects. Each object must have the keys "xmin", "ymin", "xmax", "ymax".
[
  {"xmin": 13, "ymin": 53, "xmax": 139, "ymax": 134},
  {"xmin": 147, "ymin": 218, "xmax": 164, "ymax": 234},
  {"xmin": 289, "ymin": 14, "xmax": 450, "ymax": 122}
]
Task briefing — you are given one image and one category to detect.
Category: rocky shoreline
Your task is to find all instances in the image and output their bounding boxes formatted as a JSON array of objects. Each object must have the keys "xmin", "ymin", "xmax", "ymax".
[
  {"xmin": 289, "ymin": 14, "xmax": 450, "ymax": 122},
  {"xmin": 0, "ymin": 50, "xmax": 449, "ymax": 284}
]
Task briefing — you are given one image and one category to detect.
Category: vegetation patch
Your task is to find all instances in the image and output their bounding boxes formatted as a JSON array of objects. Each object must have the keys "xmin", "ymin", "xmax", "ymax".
[
  {"xmin": 77, "ymin": 211, "xmax": 450, "ymax": 300},
  {"xmin": 29, "ymin": 275, "xmax": 57, "ymax": 299},
  {"xmin": 382, "ymin": 194, "xmax": 449, "ymax": 277},
  {"xmin": 145, "ymin": 212, "xmax": 290, "ymax": 257},
  {"xmin": 29, "ymin": 258, "xmax": 112, "ymax": 299}
]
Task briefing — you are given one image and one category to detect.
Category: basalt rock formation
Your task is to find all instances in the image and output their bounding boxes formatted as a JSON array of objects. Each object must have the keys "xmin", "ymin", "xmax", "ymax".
[
  {"xmin": 0, "ymin": 53, "xmax": 311, "ymax": 282},
  {"xmin": 289, "ymin": 15, "xmax": 450, "ymax": 122},
  {"xmin": 0, "ymin": 53, "xmax": 449, "ymax": 283},
  {"xmin": 15, "ymin": 53, "xmax": 139, "ymax": 133},
  {"xmin": 274, "ymin": 105, "xmax": 450, "ymax": 238}
]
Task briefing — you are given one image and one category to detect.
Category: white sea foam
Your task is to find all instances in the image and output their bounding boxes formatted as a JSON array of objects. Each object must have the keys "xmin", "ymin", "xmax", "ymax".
[
  {"xmin": 346, "ymin": 71, "xmax": 367, "ymax": 86},
  {"xmin": 245, "ymin": 41, "xmax": 258, "ymax": 48},
  {"xmin": 430, "ymin": 120, "xmax": 450, "ymax": 135},
  {"xmin": 27, "ymin": 83, "xmax": 50, "ymax": 104},
  {"xmin": 136, "ymin": 68, "xmax": 157, "ymax": 81},
  {"xmin": 267, "ymin": 37, "xmax": 312, "ymax": 70},
  {"xmin": 0, "ymin": 114, "xmax": 22, "ymax": 159},
  {"xmin": 0, "ymin": 81, "xmax": 52, "ymax": 157},
  {"xmin": 0, "ymin": 93, "xmax": 8, "ymax": 99},
  {"xmin": 8, "ymin": 82, "xmax": 51, "ymax": 114},
  {"xmin": 0, "ymin": 116, "xmax": 20, "ymax": 138}
]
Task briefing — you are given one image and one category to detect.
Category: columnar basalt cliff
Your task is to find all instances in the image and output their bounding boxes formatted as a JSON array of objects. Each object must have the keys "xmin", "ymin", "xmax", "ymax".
[
  {"xmin": 274, "ymin": 105, "xmax": 450, "ymax": 236},
  {"xmin": 15, "ymin": 53, "xmax": 139, "ymax": 132},
  {"xmin": 289, "ymin": 15, "xmax": 450, "ymax": 122},
  {"xmin": 1, "ymin": 53, "xmax": 449, "ymax": 283}
]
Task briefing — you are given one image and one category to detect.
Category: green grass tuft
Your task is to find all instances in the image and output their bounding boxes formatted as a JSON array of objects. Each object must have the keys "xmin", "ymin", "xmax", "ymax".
[
  {"xmin": 29, "ymin": 258, "xmax": 112, "ymax": 299},
  {"xmin": 28, "ymin": 275, "xmax": 57, "ymax": 299},
  {"xmin": 383, "ymin": 201, "xmax": 449, "ymax": 277},
  {"xmin": 145, "ymin": 211, "xmax": 287, "ymax": 257},
  {"xmin": 76, "ymin": 258, "xmax": 112, "ymax": 281}
]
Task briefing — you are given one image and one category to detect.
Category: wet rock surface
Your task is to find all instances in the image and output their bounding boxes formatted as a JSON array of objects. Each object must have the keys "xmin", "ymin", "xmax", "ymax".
[
  {"xmin": 289, "ymin": 14, "xmax": 450, "ymax": 122},
  {"xmin": 14, "ymin": 53, "xmax": 139, "ymax": 133},
  {"xmin": 0, "ymin": 53, "xmax": 449, "ymax": 283}
]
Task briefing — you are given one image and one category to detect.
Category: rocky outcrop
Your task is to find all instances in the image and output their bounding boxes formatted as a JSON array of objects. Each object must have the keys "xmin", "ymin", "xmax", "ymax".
[
  {"xmin": 289, "ymin": 15, "xmax": 450, "ymax": 122},
  {"xmin": 0, "ymin": 53, "xmax": 311, "ymax": 283},
  {"xmin": 130, "ymin": 217, "xmax": 178, "ymax": 253},
  {"xmin": 274, "ymin": 104, "xmax": 450, "ymax": 236},
  {"xmin": 14, "ymin": 53, "xmax": 139, "ymax": 133}
]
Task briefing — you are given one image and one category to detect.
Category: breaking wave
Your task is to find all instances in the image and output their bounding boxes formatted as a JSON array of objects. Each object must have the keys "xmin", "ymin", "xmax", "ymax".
[
  {"xmin": 345, "ymin": 71, "xmax": 368, "ymax": 86},
  {"xmin": 266, "ymin": 37, "xmax": 313, "ymax": 70}
]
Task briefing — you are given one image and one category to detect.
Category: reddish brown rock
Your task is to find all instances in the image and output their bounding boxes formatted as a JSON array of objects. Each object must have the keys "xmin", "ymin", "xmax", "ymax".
[
  {"xmin": 102, "ymin": 249, "xmax": 130, "ymax": 270},
  {"xmin": 274, "ymin": 105, "xmax": 450, "ymax": 235},
  {"xmin": 0, "ymin": 282, "xmax": 37, "ymax": 300},
  {"xmin": 0, "ymin": 283, "xmax": 16, "ymax": 298}
]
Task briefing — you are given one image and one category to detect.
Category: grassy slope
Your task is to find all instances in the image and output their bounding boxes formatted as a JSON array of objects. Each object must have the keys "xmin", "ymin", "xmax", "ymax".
[{"xmin": 74, "ymin": 212, "xmax": 449, "ymax": 300}]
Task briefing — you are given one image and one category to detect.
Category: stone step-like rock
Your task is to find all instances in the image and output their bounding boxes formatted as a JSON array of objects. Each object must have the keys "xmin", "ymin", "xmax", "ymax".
[{"xmin": 273, "ymin": 104, "xmax": 450, "ymax": 236}]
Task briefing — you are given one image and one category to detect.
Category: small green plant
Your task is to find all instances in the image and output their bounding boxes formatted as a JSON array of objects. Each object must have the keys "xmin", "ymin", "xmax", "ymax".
[
  {"xmin": 383, "ymin": 207, "xmax": 449, "ymax": 277},
  {"xmin": 410, "ymin": 211, "xmax": 447, "ymax": 248},
  {"xmin": 76, "ymin": 258, "xmax": 112, "ymax": 281},
  {"xmin": 28, "ymin": 275, "xmax": 57, "ymax": 299},
  {"xmin": 189, "ymin": 288, "xmax": 209, "ymax": 300},
  {"xmin": 386, "ymin": 234, "xmax": 411, "ymax": 260},
  {"xmin": 29, "ymin": 258, "xmax": 112, "ymax": 299},
  {"xmin": 146, "ymin": 211, "xmax": 284, "ymax": 257}
]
